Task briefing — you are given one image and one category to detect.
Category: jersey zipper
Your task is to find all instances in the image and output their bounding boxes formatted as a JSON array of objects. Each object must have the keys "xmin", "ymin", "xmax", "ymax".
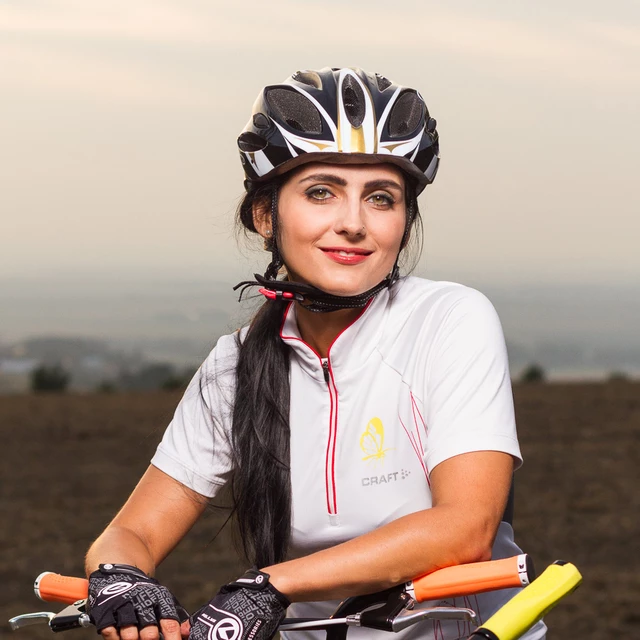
[
  {"xmin": 321, "ymin": 357, "xmax": 340, "ymax": 525},
  {"xmin": 321, "ymin": 358, "xmax": 330, "ymax": 383}
]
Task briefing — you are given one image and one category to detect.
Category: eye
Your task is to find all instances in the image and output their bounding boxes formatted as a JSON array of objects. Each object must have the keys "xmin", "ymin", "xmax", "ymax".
[
  {"xmin": 305, "ymin": 186, "xmax": 334, "ymax": 202},
  {"xmin": 367, "ymin": 192, "xmax": 395, "ymax": 208}
]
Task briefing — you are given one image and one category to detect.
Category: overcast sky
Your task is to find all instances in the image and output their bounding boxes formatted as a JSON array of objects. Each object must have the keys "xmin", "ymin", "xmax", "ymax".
[{"xmin": 1, "ymin": 0, "xmax": 639, "ymax": 289}]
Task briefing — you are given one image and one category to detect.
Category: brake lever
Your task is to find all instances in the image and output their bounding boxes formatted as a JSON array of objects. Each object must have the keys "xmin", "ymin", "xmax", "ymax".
[
  {"xmin": 9, "ymin": 612, "xmax": 56, "ymax": 631},
  {"xmin": 390, "ymin": 605, "xmax": 477, "ymax": 632},
  {"xmin": 332, "ymin": 587, "xmax": 476, "ymax": 634},
  {"xmin": 9, "ymin": 601, "xmax": 91, "ymax": 633},
  {"xmin": 279, "ymin": 605, "xmax": 476, "ymax": 634}
]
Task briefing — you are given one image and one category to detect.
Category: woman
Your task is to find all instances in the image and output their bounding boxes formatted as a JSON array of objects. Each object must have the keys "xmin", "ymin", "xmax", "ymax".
[{"xmin": 85, "ymin": 68, "xmax": 545, "ymax": 640}]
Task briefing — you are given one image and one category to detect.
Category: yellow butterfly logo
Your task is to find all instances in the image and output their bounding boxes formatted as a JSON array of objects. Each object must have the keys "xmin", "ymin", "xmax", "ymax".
[{"xmin": 360, "ymin": 417, "xmax": 393, "ymax": 462}]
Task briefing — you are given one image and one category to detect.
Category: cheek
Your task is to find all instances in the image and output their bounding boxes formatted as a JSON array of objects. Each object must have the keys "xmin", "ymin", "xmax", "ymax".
[
  {"xmin": 278, "ymin": 207, "xmax": 322, "ymax": 249},
  {"xmin": 371, "ymin": 213, "xmax": 406, "ymax": 253},
  {"xmin": 275, "ymin": 209, "xmax": 320, "ymax": 272}
]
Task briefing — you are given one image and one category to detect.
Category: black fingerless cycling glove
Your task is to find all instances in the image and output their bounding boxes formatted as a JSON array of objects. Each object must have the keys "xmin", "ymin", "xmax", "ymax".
[
  {"xmin": 189, "ymin": 569, "xmax": 289, "ymax": 640},
  {"xmin": 88, "ymin": 563, "xmax": 187, "ymax": 633}
]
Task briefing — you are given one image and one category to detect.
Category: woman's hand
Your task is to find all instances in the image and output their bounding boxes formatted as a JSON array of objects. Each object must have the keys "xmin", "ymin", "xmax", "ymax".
[
  {"xmin": 88, "ymin": 563, "xmax": 188, "ymax": 640},
  {"xmin": 187, "ymin": 569, "xmax": 289, "ymax": 640}
]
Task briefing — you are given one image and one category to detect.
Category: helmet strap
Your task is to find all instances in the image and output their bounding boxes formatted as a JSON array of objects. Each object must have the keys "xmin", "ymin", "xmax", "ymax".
[{"xmin": 263, "ymin": 186, "xmax": 284, "ymax": 280}]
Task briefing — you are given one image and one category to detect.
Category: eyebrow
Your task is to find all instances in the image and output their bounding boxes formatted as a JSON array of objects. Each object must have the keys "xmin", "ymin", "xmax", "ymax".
[
  {"xmin": 363, "ymin": 179, "xmax": 404, "ymax": 192},
  {"xmin": 299, "ymin": 173, "xmax": 347, "ymax": 186},
  {"xmin": 299, "ymin": 173, "xmax": 404, "ymax": 192}
]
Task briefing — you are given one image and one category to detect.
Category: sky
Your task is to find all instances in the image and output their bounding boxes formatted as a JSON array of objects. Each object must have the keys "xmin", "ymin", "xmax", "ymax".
[{"xmin": 1, "ymin": 0, "xmax": 640, "ymax": 289}]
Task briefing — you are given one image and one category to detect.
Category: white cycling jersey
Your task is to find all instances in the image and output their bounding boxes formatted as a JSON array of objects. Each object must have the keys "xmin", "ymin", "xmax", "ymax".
[{"xmin": 151, "ymin": 276, "xmax": 546, "ymax": 640}]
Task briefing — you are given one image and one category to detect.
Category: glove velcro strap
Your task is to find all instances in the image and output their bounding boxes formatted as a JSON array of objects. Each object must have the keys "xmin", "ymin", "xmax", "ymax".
[
  {"xmin": 224, "ymin": 569, "xmax": 290, "ymax": 608},
  {"xmin": 227, "ymin": 569, "xmax": 270, "ymax": 591},
  {"xmin": 95, "ymin": 563, "xmax": 156, "ymax": 582}
]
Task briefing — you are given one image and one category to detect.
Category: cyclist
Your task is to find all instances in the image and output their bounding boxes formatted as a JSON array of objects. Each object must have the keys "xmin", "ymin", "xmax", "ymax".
[{"xmin": 85, "ymin": 67, "xmax": 546, "ymax": 640}]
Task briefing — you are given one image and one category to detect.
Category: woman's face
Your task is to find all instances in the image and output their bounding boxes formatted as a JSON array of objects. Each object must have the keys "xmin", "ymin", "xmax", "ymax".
[{"xmin": 256, "ymin": 162, "xmax": 408, "ymax": 297}]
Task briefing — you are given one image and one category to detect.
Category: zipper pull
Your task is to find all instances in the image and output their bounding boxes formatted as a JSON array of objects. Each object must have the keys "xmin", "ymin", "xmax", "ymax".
[{"xmin": 321, "ymin": 358, "xmax": 330, "ymax": 383}]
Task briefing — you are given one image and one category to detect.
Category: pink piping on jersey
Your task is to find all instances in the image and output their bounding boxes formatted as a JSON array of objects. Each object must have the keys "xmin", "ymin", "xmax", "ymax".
[
  {"xmin": 441, "ymin": 599, "xmax": 462, "ymax": 638},
  {"xmin": 410, "ymin": 392, "xmax": 427, "ymax": 452},
  {"xmin": 325, "ymin": 377, "xmax": 335, "ymax": 514},
  {"xmin": 444, "ymin": 595, "xmax": 477, "ymax": 637},
  {"xmin": 325, "ymin": 360, "xmax": 339, "ymax": 515},
  {"xmin": 279, "ymin": 300, "xmax": 373, "ymax": 520},
  {"xmin": 398, "ymin": 414, "xmax": 430, "ymax": 485}
]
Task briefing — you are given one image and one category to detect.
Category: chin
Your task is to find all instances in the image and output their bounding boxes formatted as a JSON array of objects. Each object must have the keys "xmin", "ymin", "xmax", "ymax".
[
  {"xmin": 287, "ymin": 263, "xmax": 389, "ymax": 297},
  {"xmin": 311, "ymin": 277, "xmax": 378, "ymax": 297}
]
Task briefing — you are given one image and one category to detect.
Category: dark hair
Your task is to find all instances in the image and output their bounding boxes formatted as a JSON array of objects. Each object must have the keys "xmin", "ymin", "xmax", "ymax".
[
  {"xmin": 231, "ymin": 297, "xmax": 292, "ymax": 567},
  {"xmin": 228, "ymin": 169, "xmax": 422, "ymax": 568}
]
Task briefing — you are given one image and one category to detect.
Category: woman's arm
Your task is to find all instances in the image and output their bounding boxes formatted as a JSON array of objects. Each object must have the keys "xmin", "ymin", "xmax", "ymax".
[
  {"xmin": 85, "ymin": 465, "xmax": 208, "ymax": 576},
  {"xmin": 265, "ymin": 450, "xmax": 514, "ymax": 602}
]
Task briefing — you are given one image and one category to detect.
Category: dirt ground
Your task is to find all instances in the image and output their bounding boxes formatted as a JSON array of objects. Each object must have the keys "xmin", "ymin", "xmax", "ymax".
[{"xmin": 1, "ymin": 383, "xmax": 638, "ymax": 639}]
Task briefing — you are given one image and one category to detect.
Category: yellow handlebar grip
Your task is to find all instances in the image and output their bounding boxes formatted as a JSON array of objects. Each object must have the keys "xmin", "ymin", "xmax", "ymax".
[{"xmin": 472, "ymin": 561, "xmax": 582, "ymax": 640}]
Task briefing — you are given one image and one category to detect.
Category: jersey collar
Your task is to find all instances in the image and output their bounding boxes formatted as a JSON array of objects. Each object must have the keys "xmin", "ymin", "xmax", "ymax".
[{"xmin": 279, "ymin": 288, "xmax": 390, "ymax": 382}]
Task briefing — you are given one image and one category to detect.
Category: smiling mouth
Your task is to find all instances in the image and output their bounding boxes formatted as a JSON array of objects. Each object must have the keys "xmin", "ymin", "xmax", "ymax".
[
  {"xmin": 319, "ymin": 247, "xmax": 374, "ymax": 265},
  {"xmin": 320, "ymin": 248, "xmax": 373, "ymax": 257}
]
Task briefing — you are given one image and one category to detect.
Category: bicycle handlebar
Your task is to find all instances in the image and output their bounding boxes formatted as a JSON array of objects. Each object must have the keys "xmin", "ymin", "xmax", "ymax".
[
  {"xmin": 10, "ymin": 559, "xmax": 581, "ymax": 640},
  {"xmin": 34, "ymin": 554, "xmax": 533, "ymax": 606}
]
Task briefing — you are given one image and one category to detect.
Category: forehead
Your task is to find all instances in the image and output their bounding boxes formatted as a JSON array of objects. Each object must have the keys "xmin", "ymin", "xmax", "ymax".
[{"xmin": 287, "ymin": 161, "xmax": 405, "ymax": 186}]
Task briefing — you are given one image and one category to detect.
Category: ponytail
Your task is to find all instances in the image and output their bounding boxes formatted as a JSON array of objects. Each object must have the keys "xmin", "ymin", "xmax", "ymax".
[{"xmin": 230, "ymin": 298, "xmax": 291, "ymax": 567}]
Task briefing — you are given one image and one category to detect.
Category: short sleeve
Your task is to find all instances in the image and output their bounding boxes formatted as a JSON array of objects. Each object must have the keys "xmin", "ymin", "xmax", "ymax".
[
  {"xmin": 423, "ymin": 288, "xmax": 522, "ymax": 474},
  {"xmin": 150, "ymin": 334, "xmax": 239, "ymax": 498}
]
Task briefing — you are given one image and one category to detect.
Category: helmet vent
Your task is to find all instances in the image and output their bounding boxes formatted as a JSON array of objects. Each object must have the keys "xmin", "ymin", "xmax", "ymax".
[
  {"xmin": 341, "ymin": 75, "xmax": 366, "ymax": 128},
  {"xmin": 388, "ymin": 90, "xmax": 425, "ymax": 138},
  {"xmin": 375, "ymin": 74, "xmax": 392, "ymax": 91},
  {"xmin": 292, "ymin": 70, "xmax": 322, "ymax": 89},
  {"xmin": 265, "ymin": 87, "xmax": 323, "ymax": 134},
  {"xmin": 238, "ymin": 131, "xmax": 268, "ymax": 153},
  {"xmin": 252, "ymin": 113, "xmax": 270, "ymax": 130}
]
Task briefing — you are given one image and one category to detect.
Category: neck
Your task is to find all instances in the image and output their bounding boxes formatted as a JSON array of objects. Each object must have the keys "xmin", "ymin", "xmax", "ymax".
[{"xmin": 294, "ymin": 303, "xmax": 364, "ymax": 358}]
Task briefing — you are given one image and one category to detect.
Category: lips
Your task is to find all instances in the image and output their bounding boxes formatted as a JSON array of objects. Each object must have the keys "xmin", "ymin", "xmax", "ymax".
[{"xmin": 320, "ymin": 247, "xmax": 373, "ymax": 265}]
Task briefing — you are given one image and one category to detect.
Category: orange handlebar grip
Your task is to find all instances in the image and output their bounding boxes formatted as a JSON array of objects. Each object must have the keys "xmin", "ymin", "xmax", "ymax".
[
  {"xmin": 408, "ymin": 554, "xmax": 533, "ymax": 603},
  {"xmin": 34, "ymin": 572, "xmax": 89, "ymax": 604}
]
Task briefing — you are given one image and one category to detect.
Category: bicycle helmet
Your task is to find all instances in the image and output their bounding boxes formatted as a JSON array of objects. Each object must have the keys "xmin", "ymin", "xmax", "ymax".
[
  {"xmin": 234, "ymin": 67, "xmax": 440, "ymax": 312},
  {"xmin": 238, "ymin": 67, "xmax": 439, "ymax": 195}
]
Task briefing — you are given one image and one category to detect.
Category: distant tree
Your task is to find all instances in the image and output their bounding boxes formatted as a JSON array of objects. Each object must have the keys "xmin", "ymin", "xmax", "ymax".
[
  {"xmin": 118, "ymin": 363, "xmax": 178, "ymax": 391},
  {"xmin": 161, "ymin": 366, "xmax": 198, "ymax": 391},
  {"xmin": 520, "ymin": 363, "xmax": 546, "ymax": 383},
  {"xmin": 608, "ymin": 371, "xmax": 630, "ymax": 383},
  {"xmin": 96, "ymin": 380, "xmax": 117, "ymax": 393},
  {"xmin": 161, "ymin": 376, "xmax": 185, "ymax": 391},
  {"xmin": 31, "ymin": 364, "xmax": 70, "ymax": 393}
]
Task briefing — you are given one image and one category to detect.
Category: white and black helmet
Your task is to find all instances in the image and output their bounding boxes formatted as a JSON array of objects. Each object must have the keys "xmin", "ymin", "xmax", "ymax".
[{"xmin": 238, "ymin": 67, "xmax": 440, "ymax": 194}]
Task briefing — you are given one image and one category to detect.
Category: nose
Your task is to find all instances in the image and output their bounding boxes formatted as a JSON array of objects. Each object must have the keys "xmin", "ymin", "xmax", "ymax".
[{"xmin": 333, "ymin": 192, "xmax": 366, "ymax": 238}]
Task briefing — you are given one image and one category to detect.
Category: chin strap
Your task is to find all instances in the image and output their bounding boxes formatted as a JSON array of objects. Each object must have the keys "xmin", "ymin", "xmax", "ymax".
[
  {"xmin": 233, "ymin": 186, "xmax": 412, "ymax": 313},
  {"xmin": 234, "ymin": 272, "xmax": 396, "ymax": 313}
]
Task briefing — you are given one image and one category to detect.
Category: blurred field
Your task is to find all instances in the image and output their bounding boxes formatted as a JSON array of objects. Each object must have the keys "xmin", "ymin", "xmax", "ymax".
[{"xmin": 1, "ymin": 383, "xmax": 638, "ymax": 639}]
